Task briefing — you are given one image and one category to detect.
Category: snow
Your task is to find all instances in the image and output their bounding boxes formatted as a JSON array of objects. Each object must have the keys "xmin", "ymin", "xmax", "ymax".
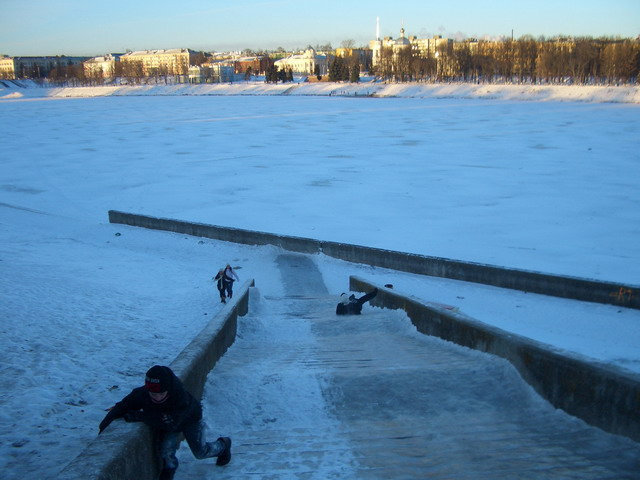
[
  {"xmin": 0, "ymin": 82, "xmax": 639, "ymax": 478},
  {"xmin": 2, "ymin": 80, "xmax": 640, "ymax": 104}
]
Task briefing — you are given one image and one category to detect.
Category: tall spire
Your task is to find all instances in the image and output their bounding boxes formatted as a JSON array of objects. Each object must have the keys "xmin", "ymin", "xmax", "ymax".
[{"xmin": 376, "ymin": 17, "xmax": 380, "ymax": 41}]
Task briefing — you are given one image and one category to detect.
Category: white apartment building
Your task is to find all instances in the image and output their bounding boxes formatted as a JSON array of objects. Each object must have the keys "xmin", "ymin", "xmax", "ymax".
[
  {"xmin": 410, "ymin": 35, "xmax": 454, "ymax": 58},
  {"xmin": 84, "ymin": 54, "xmax": 120, "ymax": 78},
  {"xmin": 189, "ymin": 63, "xmax": 235, "ymax": 83},
  {"xmin": 274, "ymin": 48, "xmax": 328, "ymax": 75},
  {"xmin": 120, "ymin": 49, "xmax": 198, "ymax": 76}
]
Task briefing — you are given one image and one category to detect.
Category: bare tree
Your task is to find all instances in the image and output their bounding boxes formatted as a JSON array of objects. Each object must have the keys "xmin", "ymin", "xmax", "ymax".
[
  {"xmin": 341, "ymin": 39, "xmax": 356, "ymax": 49},
  {"xmin": 514, "ymin": 37, "xmax": 538, "ymax": 83},
  {"xmin": 178, "ymin": 56, "xmax": 189, "ymax": 76},
  {"xmin": 394, "ymin": 48, "xmax": 412, "ymax": 81},
  {"xmin": 568, "ymin": 38, "xmax": 599, "ymax": 84},
  {"xmin": 601, "ymin": 40, "xmax": 640, "ymax": 84},
  {"xmin": 496, "ymin": 39, "xmax": 514, "ymax": 81},
  {"xmin": 375, "ymin": 46, "xmax": 394, "ymax": 81},
  {"xmin": 536, "ymin": 42, "xmax": 561, "ymax": 83},
  {"xmin": 113, "ymin": 60, "xmax": 124, "ymax": 80},
  {"xmin": 453, "ymin": 44, "xmax": 473, "ymax": 81},
  {"xmin": 158, "ymin": 65, "xmax": 170, "ymax": 84},
  {"xmin": 122, "ymin": 60, "xmax": 143, "ymax": 84},
  {"xmin": 363, "ymin": 35, "xmax": 640, "ymax": 85},
  {"xmin": 193, "ymin": 52, "xmax": 208, "ymax": 66}
]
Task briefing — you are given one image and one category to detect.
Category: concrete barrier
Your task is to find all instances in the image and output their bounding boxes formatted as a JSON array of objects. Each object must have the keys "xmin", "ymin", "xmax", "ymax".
[
  {"xmin": 349, "ymin": 276, "xmax": 640, "ymax": 443},
  {"xmin": 108, "ymin": 210, "xmax": 639, "ymax": 310},
  {"xmin": 58, "ymin": 279, "xmax": 254, "ymax": 480},
  {"xmin": 108, "ymin": 210, "xmax": 321, "ymax": 254}
]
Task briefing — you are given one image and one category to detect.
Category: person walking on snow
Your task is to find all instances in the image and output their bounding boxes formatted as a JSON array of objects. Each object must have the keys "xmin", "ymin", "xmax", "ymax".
[
  {"xmin": 214, "ymin": 264, "xmax": 239, "ymax": 303},
  {"xmin": 336, "ymin": 288, "xmax": 378, "ymax": 315},
  {"xmin": 214, "ymin": 268, "xmax": 227, "ymax": 303},
  {"xmin": 98, "ymin": 365, "xmax": 231, "ymax": 480}
]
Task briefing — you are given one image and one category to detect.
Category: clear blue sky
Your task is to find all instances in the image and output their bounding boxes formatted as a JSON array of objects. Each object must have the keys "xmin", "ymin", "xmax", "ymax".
[{"xmin": 1, "ymin": 0, "xmax": 639, "ymax": 56}]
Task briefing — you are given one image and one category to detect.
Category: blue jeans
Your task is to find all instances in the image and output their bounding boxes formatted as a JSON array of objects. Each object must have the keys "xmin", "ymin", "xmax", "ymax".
[{"xmin": 158, "ymin": 420, "xmax": 224, "ymax": 470}]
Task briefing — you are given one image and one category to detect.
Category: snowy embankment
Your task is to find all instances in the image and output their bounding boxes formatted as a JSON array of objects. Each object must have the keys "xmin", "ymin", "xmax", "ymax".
[{"xmin": 2, "ymin": 79, "xmax": 639, "ymax": 103}]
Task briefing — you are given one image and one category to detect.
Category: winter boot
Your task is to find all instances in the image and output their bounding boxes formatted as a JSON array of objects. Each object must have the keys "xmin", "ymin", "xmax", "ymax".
[{"xmin": 216, "ymin": 437, "xmax": 232, "ymax": 466}]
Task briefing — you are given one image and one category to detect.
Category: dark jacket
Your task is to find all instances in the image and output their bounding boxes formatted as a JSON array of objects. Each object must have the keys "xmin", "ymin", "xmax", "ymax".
[
  {"xmin": 336, "ymin": 301, "xmax": 363, "ymax": 315},
  {"xmin": 99, "ymin": 369, "xmax": 201, "ymax": 433},
  {"xmin": 214, "ymin": 270, "xmax": 225, "ymax": 292},
  {"xmin": 335, "ymin": 289, "xmax": 378, "ymax": 316}
]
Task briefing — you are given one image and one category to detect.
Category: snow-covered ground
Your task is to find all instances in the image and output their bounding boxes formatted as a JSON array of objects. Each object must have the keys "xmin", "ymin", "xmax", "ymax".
[
  {"xmin": 1, "ymin": 83, "xmax": 639, "ymax": 479},
  {"xmin": 2, "ymin": 79, "xmax": 640, "ymax": 104}
]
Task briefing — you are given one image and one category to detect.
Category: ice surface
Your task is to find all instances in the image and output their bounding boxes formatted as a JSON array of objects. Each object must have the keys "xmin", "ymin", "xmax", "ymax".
[{"xmin": 0, "ymin": 85, "xmax": 638, "ymax": 478}]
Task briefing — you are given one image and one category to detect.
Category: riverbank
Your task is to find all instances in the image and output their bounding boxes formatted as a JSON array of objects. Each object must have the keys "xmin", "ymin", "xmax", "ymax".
[{"xmin": 2, "ymin": 79, "xmax": 639, "ymax": 103}]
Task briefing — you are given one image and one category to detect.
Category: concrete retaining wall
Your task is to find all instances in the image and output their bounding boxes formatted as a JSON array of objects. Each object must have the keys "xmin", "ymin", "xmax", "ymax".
[
  {"xmin": 108, "ymin": 210, "xmax": 639, "ymax": 310},
  {"xmin": 104, "ymin": 210, "xmax": 640, "ymax": 441},
  {"xmin": 349, "ymin": 276, "xmax": 640, "ymax": 443},
  {"xmin": 58, "ymin": 280, "xmax": 254, "ymax": 480}
]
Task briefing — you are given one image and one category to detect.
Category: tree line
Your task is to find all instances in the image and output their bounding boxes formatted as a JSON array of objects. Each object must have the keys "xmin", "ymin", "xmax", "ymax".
[
  {"xmin": 44, "ymin": 57, "xmax": 193, "ymax": 86},
  {"xmin": 9, "ymin": 37, "xmax": 639, "ymax": 85},
  {"xmin": 374, "ymin": 37, "xmax": 640, "ymax": 84}
]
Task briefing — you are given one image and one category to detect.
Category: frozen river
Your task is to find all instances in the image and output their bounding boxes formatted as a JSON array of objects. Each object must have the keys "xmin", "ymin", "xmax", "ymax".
[
  {"xmin": 1, "ymin": 91, "xmax": 639, "ymax": 478},
  {"xmin": 2, "ymin": 93, "xmax": 639, "ymax": 282}
]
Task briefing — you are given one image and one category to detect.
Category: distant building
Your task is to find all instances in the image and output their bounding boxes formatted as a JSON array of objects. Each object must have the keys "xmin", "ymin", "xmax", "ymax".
[
  {"xmin": 369, "ymin": 19, "xmax": 453, "ymax": 67},
  {"xmin": 120, "ymin": 49, "xmax": 199, "ymax": 76},
  {"xmin": 0, "ymin": 56, "xmax": 15, "ymax": 79},
  {"xmin": 188, "ymin": 65, "xmax": 211, "ymax": 83},
  {"xmin": 455, "ymin": 38, "xmax": 479, "ymax": 54},
  {"xmin": 199, "ymin": 62, "xmax": 235, "ymax": 82},
  {"xmin": 2, "ymin": 56, "xmax": 88, "ymax": 79},
  {"xmin": 369, "ymin": 27, "xmax": 412, "ymax": 67},
  {"xmin": 335, "ymin": 48, "xmax": 372, "ymax": 71},
  {"xmin": 234, "ymin": 55, "xmax": 273, "ymax": 75},
  {"xmin": 409, "ymin": 35, "xmax": 453, "ymax": 58},
  {"xmin": 274, "ymin": 48, "xmax": 328, "ymax": 75},
  {"xmin": 83, "ymin": 54, "xmax": 121, "ymax": 79}
]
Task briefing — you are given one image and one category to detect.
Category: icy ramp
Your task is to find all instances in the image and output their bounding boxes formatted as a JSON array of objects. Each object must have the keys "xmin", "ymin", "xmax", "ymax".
[
  {"xmin": 275, "ymin": 253, "xmax": 329, "ymax": 297},
  {"xmin": 177, "ymin": 254, "xmax": 640, "ymax": 479}
]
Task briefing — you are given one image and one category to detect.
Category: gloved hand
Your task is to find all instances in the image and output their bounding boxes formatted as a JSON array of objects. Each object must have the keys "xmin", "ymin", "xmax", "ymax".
[
  {"xmin": 160, "ymin": 413, "xmax": 175, "ymax": 429},
  {"xmin": 98, "ymin": 418, "xmax": 110, "ymax": 434},
  {"xmin": 99, "ymin": 407, "xmax": 115, "ymax": 434},
  {"xmin": 123, "ymin": 411, "xmax": 145, "ymax": 423}
]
